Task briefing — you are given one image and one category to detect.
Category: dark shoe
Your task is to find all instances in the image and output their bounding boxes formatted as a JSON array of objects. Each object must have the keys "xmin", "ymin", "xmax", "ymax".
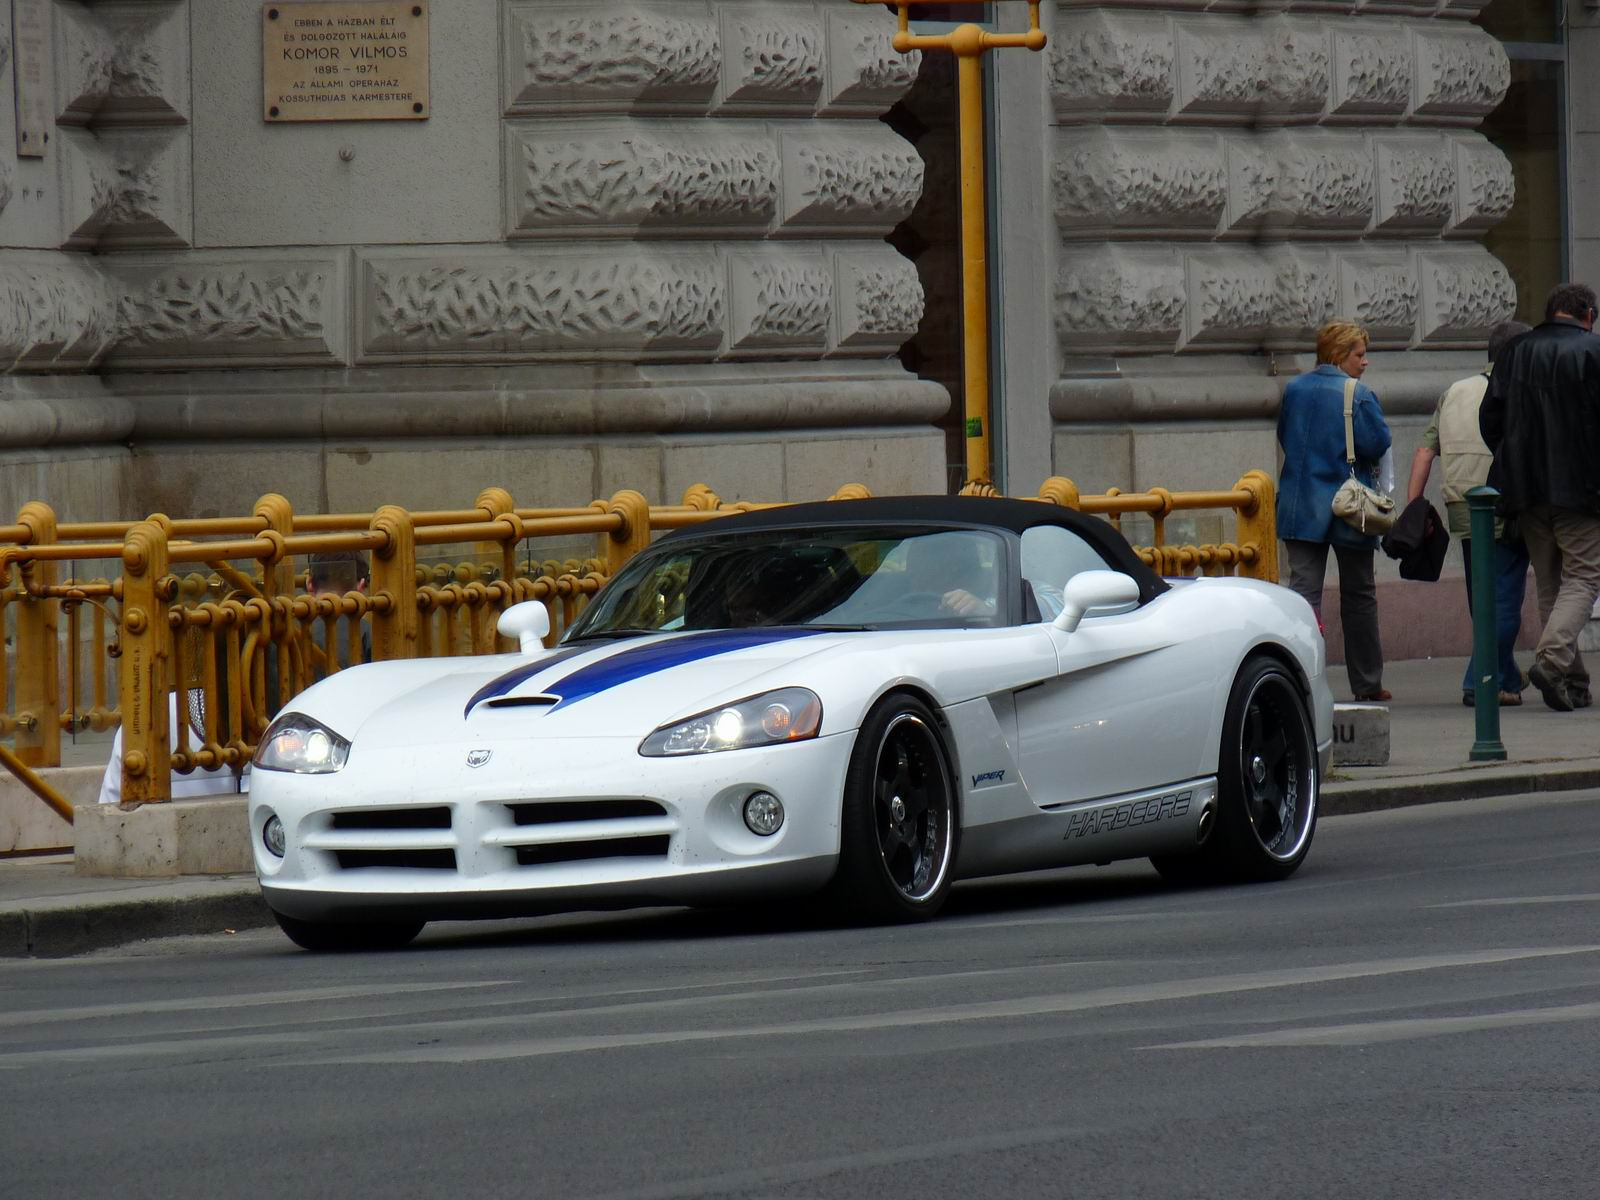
[
  {"xmin": 1528, "ymin": 661, "xmax": 1574, "ymax": 712},
  {"xmin": 1462, "ymin": 693, "xmax": 1474, "ymax": 707},
  {"xmin": 1354, "ymin": 689, "xmax": 1392, "ymax": 703},
  {"xmin": 1571, "ymin": 683, "xmax": 1592, "ymax": 709}
]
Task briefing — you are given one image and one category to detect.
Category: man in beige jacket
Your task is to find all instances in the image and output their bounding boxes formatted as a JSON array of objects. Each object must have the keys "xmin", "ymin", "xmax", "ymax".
[{"xmin": 1406, "ymin": 320, "xmax": 1538, "ymax": 706}]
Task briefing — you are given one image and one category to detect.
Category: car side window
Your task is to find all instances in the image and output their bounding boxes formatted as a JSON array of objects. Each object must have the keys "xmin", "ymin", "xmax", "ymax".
[{"xmin": 1019, "ymin": 526, "xmax": 1114, "ymax": 621}]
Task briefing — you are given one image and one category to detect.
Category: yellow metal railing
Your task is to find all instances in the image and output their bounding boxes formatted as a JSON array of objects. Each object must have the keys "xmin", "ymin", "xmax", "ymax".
[
  {"xmin": 1, "ymin": 473, "xmax": 1275, "ymax": 826},
  {"xmin": 0, "ymin": 485, "xmax": 865, "ymax": 814},
  {"xmin": 963, "ymin": 471, "xmax": 1279, "ymax": 583}
]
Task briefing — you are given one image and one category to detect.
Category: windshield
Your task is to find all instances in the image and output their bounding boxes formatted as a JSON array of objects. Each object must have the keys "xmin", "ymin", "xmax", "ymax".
[{"xmin": 567, "ymin": 526, "xmax": 1007, "ymax": 638}]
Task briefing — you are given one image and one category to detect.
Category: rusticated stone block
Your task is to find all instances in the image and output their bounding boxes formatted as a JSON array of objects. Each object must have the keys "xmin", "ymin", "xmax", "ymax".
[
  {"xmin": 1173, "ymin": 18, "xmax": 1271, "ymax": 123},
  {"xmin": 58, "ymin": 126, "xmax": 191, "ymax": 250},
  {"xmin": 1227, "ymin": 130, "xmax": 1373, "ymax": 237},
  {"xmin": 505, "ymin": 120, "xmax": 779, "ymax": 238},
  {"xmin": 1056, "ymin": 246, "xmax": 1185, "ymax": 354},
  {"xmin": 1414, "ymin": 246, "xmax": 1516, "ymax": 347},
  {"xmin": 820, "ymin": 6, "xmax": 919, "ymax": 116},
  {"xmin": 0, "ymin": 252, "xmax": 122, "ymax": 372},
  {"xmin": 779, "ymin": 124, "xmax": 923, "ymax": 235},
  {"xmin": 1053, "ymin": 128, "xmax": 1225, "ymax": 239},
  {"xmin": 355, "ymin": 247, "xmax": 724, "ymax": 364},
  {"xmin": 716, "ymin": 6, "xmax": 823, "ymax": 113},
  {"xmin": 1181, "ymin": 248, "xmax": 1276, "ymax": 350},
  {"xmin": 1371, "ymin": 132, "xmax": 1455, "ymax": 236},
  {"xmin": 56, "ymin": 0, "xmax": 189, "ymax": 127},
  {"xmin": 1327, "ymin": 21, "xmax": 1411, "ymax": 124},
  {"xmin": 1411, "ymin": 25, "xmax": 1509, "ymax": 125},
  {"xmin": 726, "ymin": 248, "xmax": 832, "ymax": 355},
  {"xmin": 504, "ymin": 2, "xmax": 721, "ymax": 115},
  {"xmin": 1447, "ymin": 132, "xmax": 1514, "ymax": 238},
  {"xmin": 830, "ymin": 246, "xmax": 923, "ymax": 356},
  {"xmin": 1049, "ymin": 10, "xmax": 1174, "ymax": 124},
  {"xmin": 1259, "ymin": 17, "xmax": 1331, "ymax": 121},
  {"xmin": 105, "ymin": 250, "xmax": 347, "ymax": 369},
  {"xmin": 1334, "ymin": 249, "xmax": 1419, "ymax": 347},
  {"xmin": 1263, "ymin": 244, "xmax": 1337, "ymax": 348}
]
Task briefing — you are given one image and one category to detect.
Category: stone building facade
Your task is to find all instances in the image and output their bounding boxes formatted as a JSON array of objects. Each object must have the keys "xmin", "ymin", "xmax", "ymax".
[
  {"xmin": 0, "ymin": 0, "xmax": 948, "ymax": 521},
  {"xmin": 0, "ymin": 0, "xmax": 1575, "ymax": 657}
]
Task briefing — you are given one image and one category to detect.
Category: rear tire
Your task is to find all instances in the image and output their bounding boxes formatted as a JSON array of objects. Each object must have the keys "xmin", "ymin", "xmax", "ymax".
[
  {"xmin": 830, "ymin": 696, "xmax": 959, "ymax": 923},
  {"xmin": 1151, "ymin": 656, "xmax": 1317, "ymax": 885},
  {"xmin": 272, "ymin": 910, "xmax": 425, "ymax": 952}
]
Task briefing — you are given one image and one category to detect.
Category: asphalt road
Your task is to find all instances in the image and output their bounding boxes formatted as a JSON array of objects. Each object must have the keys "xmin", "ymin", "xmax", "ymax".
[{"xmin": 5, "ymin": 791, "xmax": 1600, "ymax": 1200}]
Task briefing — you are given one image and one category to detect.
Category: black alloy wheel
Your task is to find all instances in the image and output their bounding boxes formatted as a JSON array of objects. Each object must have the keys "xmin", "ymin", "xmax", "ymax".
[
  {"xmin": 832, "ymin": 695, "xmax": 958, "ymax": 921},
  {"xmin": 1152, "ymin": 656, "xmax": 1317, "ymax": 884}
]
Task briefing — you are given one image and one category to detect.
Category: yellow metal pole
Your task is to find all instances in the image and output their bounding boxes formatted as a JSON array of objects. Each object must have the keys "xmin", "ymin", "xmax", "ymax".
[
  {"xmin": 861, "ymin": 1, "xmax": 1047, "ymax": 491},
  {"xmin": 14, "ymin": 502, "xmax": 61, "ymax": 768},
  {"xmin": 955, "ymin": 42, "xmax": 990, "ymax": 486},
  {"xmin": 118, "ymin": 521, "xmax": 173, "ymax": 804},
  {"xmin": 0, "ymin": 743, "xmax": 74, "ymax": 823}
]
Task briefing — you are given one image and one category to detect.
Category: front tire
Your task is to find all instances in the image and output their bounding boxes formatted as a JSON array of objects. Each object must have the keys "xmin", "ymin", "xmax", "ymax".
[
  {"xmin": 831, "ymin": 696, "xmax": 959, "ymax": 922},
  {"xmin": 272, "ymin": 910, "xmax": 425, "ymax": 952},
  {"xmin": 1152, "ymin": 657, "xmax": 1317, "ymax": 885}
]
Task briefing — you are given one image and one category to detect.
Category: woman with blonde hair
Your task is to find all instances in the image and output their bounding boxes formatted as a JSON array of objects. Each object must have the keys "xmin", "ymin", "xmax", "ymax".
[{"xmin": 1276, "ymin": 320, "xmax": 1394, "ymax": 701}]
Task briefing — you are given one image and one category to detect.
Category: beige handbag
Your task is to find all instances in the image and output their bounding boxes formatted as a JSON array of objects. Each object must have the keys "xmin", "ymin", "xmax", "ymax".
[{"xmin": 1330, "ymin": 378, "xmax": 1396, "ymax": 535}]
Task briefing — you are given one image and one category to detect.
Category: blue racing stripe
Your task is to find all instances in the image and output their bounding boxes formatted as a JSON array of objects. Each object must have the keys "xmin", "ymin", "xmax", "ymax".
[
  {"xmin": 541, "ymin": 628, "xmax": 831, "ymax": 710},
  {"xmin": 462, "ymin": 644, "xmax": 593, "ymax": 717}
]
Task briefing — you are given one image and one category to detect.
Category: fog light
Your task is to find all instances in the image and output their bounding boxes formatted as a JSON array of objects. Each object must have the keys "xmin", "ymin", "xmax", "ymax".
[
  {"xmin": 742, "ymin": 791, "xmax": 784, "ymax": 836},
  {"xmin": 262, "ymin": 814, "xmax": 286, "ymax": 858}
]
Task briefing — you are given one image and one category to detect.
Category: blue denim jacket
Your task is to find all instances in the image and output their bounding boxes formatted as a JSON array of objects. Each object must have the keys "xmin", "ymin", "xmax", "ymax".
[{"xmin": 1276, "ymin": 364, "xmax": 1392, "ymax": 549}]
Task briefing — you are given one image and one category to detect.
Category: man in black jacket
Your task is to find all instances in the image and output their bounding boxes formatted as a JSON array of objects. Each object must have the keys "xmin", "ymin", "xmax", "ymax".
[{"xmin": 1479, "ymin": 282, "xmax": 1600, "ymax": 711}]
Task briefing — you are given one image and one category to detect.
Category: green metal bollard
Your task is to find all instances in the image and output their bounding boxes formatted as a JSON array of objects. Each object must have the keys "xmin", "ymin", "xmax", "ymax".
[{"xmin": 1466, "ymin": 486, "xmax": 1507, "ymax": 761}]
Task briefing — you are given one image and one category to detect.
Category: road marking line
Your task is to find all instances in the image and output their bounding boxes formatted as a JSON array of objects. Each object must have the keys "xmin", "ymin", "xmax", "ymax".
[
  {"xmin": 301, "ymin": 945, "xmax": 1600, "ymax": 1066},
  {"xmin": 363, "ymin": 960, "xmax": 1109, "ymax": 1037},
  {"xmin": 1429, "ymin": 894, "xmax": 1600, "ymax": 909},
  {"xmin": 1143, "ymin": 1001, "xmax": 1600, "ymax": 1049},
  {"xmin": 0, "ymin": 981, "xmax": 512, "ymax": 1028}
]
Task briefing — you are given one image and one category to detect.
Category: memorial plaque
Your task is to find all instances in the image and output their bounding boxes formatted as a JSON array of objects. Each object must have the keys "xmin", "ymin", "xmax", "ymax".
[
  {"xmin": 263, "ymin": 2, "xmax": 429, "ymax": 123},
  {"xmin": 11, "ymin": 0, "xmax": 52, "ymax": 158}
]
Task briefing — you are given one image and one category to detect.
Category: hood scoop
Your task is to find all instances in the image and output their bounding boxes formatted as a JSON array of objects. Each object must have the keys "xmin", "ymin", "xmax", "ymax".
[{"xmin": 482, "ymin": 694, "xmax": 560, "ymax": 711}]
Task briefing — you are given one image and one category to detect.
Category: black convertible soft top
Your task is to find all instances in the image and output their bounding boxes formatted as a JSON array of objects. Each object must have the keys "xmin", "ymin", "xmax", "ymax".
[{"xmin": 656, "ymin": 494, "xmax": 1169, "ymax": 604}]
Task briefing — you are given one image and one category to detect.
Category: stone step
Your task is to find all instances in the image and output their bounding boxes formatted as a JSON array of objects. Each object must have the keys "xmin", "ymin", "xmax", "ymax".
[{"xmin": 1331, "ymin": 702, "xmax": 1390, "ymax": 767}]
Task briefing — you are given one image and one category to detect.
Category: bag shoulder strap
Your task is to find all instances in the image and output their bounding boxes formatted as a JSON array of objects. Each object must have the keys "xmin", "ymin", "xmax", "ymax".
[{"xmin": 1342, "ymin": 377, "xmax": 1357, "ymax": 468}]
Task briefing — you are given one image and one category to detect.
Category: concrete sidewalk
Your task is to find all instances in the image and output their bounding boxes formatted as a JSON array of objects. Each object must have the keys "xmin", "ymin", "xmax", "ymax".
[{"xmin": 4, "ymin": 655, "xmax": 1597, "ymax": 958}]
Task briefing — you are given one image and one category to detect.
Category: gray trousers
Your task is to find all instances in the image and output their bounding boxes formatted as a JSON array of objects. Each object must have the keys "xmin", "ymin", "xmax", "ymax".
[
  {"xmin": 1518, "ymin": 505, "xmax": 1600, "ymax": 683},
  {"xmin": 1284, "ymin": 539, "xmax": 1383, "ymax": 697}
]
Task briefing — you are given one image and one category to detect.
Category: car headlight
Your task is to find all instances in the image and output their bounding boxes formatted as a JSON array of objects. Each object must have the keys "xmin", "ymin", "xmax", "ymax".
[
  {"xmin": 639, "ymin": 688, "xmax": 822, "ymax": 757},
  {"xmin": 253, "ymin": 712, "xmax": 351, "ymax": 774}
]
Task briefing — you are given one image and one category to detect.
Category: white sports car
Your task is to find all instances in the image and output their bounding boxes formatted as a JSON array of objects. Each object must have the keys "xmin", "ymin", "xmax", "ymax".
[{"xmin": 249, "ymin": 496, "xmax": 1333, "ymax": 951}]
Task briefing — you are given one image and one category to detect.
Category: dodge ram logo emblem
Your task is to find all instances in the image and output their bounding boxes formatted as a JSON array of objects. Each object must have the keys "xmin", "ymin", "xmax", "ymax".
[{"xmin": 466, "ymin": 749, "xmax": 492, "ymax": 768}]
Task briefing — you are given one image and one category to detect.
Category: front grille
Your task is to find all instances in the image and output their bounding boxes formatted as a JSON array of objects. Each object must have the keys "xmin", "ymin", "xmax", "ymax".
[
  {"xmin": 335, "ymin": 849, "xmax": 457, "ymax": 870},
  {"xmin": 332, "ymin": 807, "xmax": 452, "ymax": 830},
  {"xmin": 508, "ymin": 799, "xmax": 667, "ymax": 825},
  {"xmin": 514, "ymin": 835, "xmax": 670, "ymax": 867}
]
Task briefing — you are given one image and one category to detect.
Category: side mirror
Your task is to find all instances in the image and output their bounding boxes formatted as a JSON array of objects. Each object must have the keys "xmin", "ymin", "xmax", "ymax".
[
  {"xmin": 1052, "ymin": 570, "xmax": 1140, "ymax": 633},
  {"xmin": 498, "ymin": 601, "xmax": 551, "ymax": 654}
]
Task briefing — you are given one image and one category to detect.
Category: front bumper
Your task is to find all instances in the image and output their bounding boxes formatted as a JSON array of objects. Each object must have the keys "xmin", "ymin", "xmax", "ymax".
[{"xmin": 248, "ymin": 732, "xmax": 852, "ymax": 922}]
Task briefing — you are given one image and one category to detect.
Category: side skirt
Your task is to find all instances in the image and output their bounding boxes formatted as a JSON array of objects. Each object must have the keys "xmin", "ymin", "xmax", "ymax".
[{"xmin": 956, "ymin": 777, "xmax": 1218, "ymax": 878}]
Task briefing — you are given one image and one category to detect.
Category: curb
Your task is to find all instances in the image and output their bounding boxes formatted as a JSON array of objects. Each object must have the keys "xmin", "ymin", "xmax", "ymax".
[
  {"xmin": 0, "ymin": 887, "xmax": 272, "ymax": 959},
  {"xmin": 6, "ymin": 762, "xmax": 1600, "ymax": 958},
  {"xmin": 1323, "ymin": 762, "xmax": 1600, "ymax": 816}
]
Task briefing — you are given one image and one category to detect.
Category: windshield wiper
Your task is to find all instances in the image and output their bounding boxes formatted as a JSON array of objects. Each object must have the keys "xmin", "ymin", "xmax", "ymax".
[{"xmin": 570, "ymin": 628, "xmax": 660, "ymax": 641}]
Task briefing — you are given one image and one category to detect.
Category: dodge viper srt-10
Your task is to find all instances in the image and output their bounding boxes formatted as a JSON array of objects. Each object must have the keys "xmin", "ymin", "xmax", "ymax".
[{"xmin": 249, "ymin": 496, "xmax": 1333, "ymax": 950}]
